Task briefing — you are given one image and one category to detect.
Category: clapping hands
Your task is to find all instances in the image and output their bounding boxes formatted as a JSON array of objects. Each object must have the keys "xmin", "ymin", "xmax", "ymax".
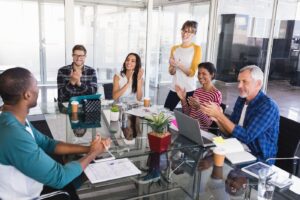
[
  {"xmin": 70, "ymin": 69, "xmax": 82, "ymax": 86},
  {"xmin": 90, "ymin": 135, "xmax": 112, "ymax": 156},
  {"xmin": 175, "ymin": 85, "xmax": 186, "ymax": 100}
]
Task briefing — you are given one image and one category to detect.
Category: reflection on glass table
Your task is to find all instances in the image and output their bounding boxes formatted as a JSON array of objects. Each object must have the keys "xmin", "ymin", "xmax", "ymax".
[{"xmin": 79, "ymin": 147, "xmax": 204, "ymax": 200}]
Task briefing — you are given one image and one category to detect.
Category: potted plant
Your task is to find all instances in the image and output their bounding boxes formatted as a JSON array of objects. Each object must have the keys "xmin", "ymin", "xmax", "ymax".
[
  {"xmin": 110, "ymin": 105, "xmax": 119, "ymax": 121},
  {"xmin": 145, "ymin": 112, "xmax": 171, "ymax": 153}
]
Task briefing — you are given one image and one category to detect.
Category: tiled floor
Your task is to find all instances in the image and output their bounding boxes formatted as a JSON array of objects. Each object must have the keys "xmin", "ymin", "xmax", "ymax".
[{"xmin": 33, "ymin": 80, "xmax": 300, "ymax": 123}]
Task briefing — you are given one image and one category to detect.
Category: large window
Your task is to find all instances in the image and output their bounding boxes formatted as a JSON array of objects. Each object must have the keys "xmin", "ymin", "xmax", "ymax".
[
  {"xmin": 0, "ymin": 0, "xmax": 40, "ymax": 80},
  {"xmin": 42, "ymin": 1, "xmax": 65, "ymax": 82},
  {"xmin": 74, "ymin": 0, "xmax": 147, "ymax": 83},
  {"xmin": 214, "ymin": 0, "xmax": 274, "ymax": 110},
  {"xmin": 267, "ymin": 0, "xmax": 300, "ymax": 122}
]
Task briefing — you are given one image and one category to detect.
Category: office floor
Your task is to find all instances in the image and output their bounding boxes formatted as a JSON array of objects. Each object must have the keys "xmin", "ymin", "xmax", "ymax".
[{"xmin": 34, "ymin": 79, "xmax": 300, "ymax": 123}]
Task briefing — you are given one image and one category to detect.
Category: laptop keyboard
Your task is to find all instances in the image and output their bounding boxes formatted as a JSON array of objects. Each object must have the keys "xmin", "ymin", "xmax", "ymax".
[{"xmin": 201, "ymin": 129, "xmax": 215, "ymax": 141}]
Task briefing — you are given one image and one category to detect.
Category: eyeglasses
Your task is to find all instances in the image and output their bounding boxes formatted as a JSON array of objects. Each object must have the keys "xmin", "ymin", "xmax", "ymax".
[
  {"xmin": 181, "ymin": 29, "xmax": 194, "ymax": 35},
  {"xmin": 72, "ymin": 54, "xmax": 86, "ymax": 59}
]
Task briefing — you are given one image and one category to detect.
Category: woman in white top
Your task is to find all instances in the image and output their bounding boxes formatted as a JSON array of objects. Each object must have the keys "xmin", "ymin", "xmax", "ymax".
[
  {"xmin": 113, "ymin": 53, "xmax": 143, "ymax": 101},
  {"xmin": 164, "ymin": 20, "xmax": 202, "ymax": 111}
]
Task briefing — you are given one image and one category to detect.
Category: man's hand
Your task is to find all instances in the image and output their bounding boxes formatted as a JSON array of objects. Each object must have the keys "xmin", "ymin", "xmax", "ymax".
[
  {"xmin": 175, "ymin": 85, "xmax": 186, "ymax": 100},
  {"xmin": 89, "ymin": 135, "xmax": 107, "ymax": 156},
  {"xmin": 70, "ymin": 69, "xmax": 82, "ymax": 86},
  {"xmin": 200, "ymin": 102, "xmax": 223, "ymax": 121}
]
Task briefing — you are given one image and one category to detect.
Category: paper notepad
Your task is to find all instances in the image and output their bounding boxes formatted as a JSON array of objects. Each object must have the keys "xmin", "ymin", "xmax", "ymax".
[
  {"xmin": 214, "ymin": 138, "xmax": 256, "ymax": 164},
  {"xmin": 85, "ymin": 158, "xmax": 141, "ymax": 184}
]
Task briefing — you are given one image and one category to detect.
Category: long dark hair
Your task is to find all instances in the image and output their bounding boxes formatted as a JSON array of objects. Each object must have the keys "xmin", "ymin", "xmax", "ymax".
[{"xmin": 120, "ymin": 53, "xmax": 141, "ymax": 93}]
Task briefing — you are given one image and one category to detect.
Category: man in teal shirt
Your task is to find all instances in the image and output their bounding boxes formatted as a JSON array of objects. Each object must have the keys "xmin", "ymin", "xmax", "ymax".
[{"xmin": 0, "ymin": 67, "xmax": 110, "ymax": 200}]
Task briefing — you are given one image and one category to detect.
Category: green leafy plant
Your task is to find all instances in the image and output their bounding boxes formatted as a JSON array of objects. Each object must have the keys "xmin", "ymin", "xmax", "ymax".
[
  {"xmin": 110, "ymin": 105, "xmax": 119, "ymax": 112},
  {"xmin": 145, "ymin": 112, "xmax": 170, "ymax": 135}
]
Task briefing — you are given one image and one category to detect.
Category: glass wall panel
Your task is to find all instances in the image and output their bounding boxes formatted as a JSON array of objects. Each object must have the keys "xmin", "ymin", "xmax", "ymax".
[
  {"xmin": 0, "ymin": 0, "xmax": 40, "ymax": 80},
  {"xmin": 214, "ymin": 0, "xmax": 274, "ymax": 111},
  {"xmin": 74, "ymin": 3, "xmax": 95, "ymax": 67},
  {"xmin": 41, "ymin": 1, "xmax": 65, "ymax": 82},
  {"xmin": 74, "ymin": 0, "xmax": 147, "ymax": 83},
  {"xmin": 267, "ymin": 0, "xmax": 300, "ymax": 122}
]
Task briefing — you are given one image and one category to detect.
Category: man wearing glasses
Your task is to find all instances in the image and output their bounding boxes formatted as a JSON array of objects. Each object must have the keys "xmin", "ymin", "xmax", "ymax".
[{"xmin": 57, "ymin": 44, "xmax": 98, "ymax": 104}]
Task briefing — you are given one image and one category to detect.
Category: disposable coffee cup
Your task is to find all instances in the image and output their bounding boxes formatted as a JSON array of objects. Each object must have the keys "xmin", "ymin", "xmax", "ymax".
[
  {"xmin": 71, "ymin": 112, "xmax": 79, "ymax": 123},
  {"xmin": 213, "ymin": 147, "xmax": 226, "ymax": 167},
  {"xmin": 71, "ymin": 101, "xmax": 79, "ymax": 113},
  {"xmin": 144, "ymin": 97, "xmax": 151, "ymax": 107}
]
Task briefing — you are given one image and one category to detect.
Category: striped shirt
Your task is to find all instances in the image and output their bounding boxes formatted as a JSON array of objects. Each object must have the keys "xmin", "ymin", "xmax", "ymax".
[
  {"xmin": 182, "ymin": 87, "xmax": 222, "ymax": 128},
  {"xmin": 57, "ymin": 64, "xmax": 98, "ymax": 102}
]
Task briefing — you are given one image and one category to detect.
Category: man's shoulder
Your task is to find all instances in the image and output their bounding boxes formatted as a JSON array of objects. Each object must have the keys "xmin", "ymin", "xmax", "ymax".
[
  {"xmin": 58, "ymin": 65, "xmax": 72, "ymax": 72},
  {"xmin": 84, "ymin": 65, "xmax": 95, "ymax": 70},
  {"xmin": 254, "ymin": 92, "xmax": 279, "ymax": 113},
  {"xmin": 83, "ymin": 65, "xmax": 96, "ymax": 74}
]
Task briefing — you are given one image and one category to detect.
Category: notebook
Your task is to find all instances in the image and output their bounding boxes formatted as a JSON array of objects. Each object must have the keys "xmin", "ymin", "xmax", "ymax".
[
  {"xmin": 174, "ymin": 110, "xmax": 215, "ymax": 147},
  {"xmin": 214, "ymin": 138, "xmax": 256, "ymax": 164}
]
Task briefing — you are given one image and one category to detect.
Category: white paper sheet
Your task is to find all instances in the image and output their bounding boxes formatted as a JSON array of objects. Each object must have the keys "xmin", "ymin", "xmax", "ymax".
[{"xmin": 84, "ymin": 158, "xmax": 141, "ymax": 184}]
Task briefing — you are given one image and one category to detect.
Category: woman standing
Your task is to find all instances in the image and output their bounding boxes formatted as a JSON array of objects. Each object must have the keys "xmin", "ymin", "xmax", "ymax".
[
  {"xmin": 176, "ymin": 62, "xmax": 222, "ymax": 128},
  {"xmin": 164, "ymin": 20, "xmax": 202, "ymax": 111},
  {"xmin": 113, "ymin": 53, "xmax": 143, "ymax": 102}
]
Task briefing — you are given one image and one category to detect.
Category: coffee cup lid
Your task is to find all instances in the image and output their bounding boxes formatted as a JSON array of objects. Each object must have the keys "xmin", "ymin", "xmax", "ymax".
[
  {"xmin": 213, "ymin": 147, "xmax": 226, "ymax": 155},
  {"xmin": 71, "ymin": 101, "xmax": 79, "ymax": 105}
]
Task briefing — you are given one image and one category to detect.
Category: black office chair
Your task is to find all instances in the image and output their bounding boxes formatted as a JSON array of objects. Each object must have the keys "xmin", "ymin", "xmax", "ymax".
[
  {"xmin": 39, "ymin": 191, "xmax": 70, "ymax": 200},
  {"xmin": 220, "ymin": 102, "xmax": 228, "ymax": 113},
  {"xmin": 209, "ymin": 103, "xmax": 228, "ymax": 135},
  {"xmin": 103, "ymin": 83, "xmax": 113, "ymax": 100},
  {"xmin": 293, "ymin": 140, "xmax": 300, "ymax": 177}
]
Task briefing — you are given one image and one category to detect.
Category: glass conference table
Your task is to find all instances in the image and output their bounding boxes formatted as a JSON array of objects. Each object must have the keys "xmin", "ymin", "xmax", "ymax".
[{"xmin": 40, "ymin": 103, "xmax": 300, "ymax": 200}]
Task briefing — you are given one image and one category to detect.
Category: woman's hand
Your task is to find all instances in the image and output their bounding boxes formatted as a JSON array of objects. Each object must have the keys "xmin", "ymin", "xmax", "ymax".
[
  {"xmin": 187, "ymin": 96, "xmax": 201, "ymax": 110},
  {"xmin": 175, "ymin": 85, "xmax": 186, "ymax": 100},
  {"xmin": 127, "ymin": 71, "xmax": 134, "ymax": 85},
  {"xmin": 137, "ymin": 68, "xmax": 144, "ymax": 80}
]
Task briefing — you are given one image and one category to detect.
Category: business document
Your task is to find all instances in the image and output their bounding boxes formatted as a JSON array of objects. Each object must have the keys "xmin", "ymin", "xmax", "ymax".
[{"xmin": 85, "ymin": 158, "xmax": 141, "ymax": 184}]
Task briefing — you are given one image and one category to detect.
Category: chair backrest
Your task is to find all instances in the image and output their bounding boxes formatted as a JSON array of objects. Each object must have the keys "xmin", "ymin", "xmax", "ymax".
[
  {"xmin": 103, "ymin": 83, "xmax": 113, "ymax": 100},
  {"xmin": 39, "ymin": 191, "xmax": 70, "ymax": 200},
  {"xmin": 294, "ymin": 140, "xmax": 300, "ymax": 158},
  {"xmin": 220, "ymin": 103, "xmax": 228, "ymax": 113},
  {"xmin": 294, "ymin": 140, "xmax": 300, "ymax": 177}
]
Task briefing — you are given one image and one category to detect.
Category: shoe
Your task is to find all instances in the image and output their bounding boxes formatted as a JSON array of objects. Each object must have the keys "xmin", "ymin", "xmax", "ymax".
[{"xmin": 136, "ymin": 170, "xmax": 160, "ymax": 184}]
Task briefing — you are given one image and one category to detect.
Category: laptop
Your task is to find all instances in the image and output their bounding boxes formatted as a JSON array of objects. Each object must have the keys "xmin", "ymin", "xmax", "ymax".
[{"xmin": 174, "ymin": 110, "xmax": 215, "ymax": 147}]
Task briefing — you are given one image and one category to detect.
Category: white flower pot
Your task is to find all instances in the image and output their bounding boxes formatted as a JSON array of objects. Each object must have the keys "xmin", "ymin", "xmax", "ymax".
[{"xmin": 110, "ymin": 111, "xmax": 119, "ymax": 121}]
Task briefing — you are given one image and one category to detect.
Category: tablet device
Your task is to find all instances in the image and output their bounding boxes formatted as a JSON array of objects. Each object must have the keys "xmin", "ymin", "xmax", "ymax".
[
  {"xmin": 94, "ymin": 150, "xmax": 115, "ymax": 163},
  {"xmin": 241, "ymin": 161, "xmax": 270, "ymax": 178}
]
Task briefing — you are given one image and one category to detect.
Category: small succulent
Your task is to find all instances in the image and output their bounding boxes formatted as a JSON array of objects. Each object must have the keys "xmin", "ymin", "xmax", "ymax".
[
  {"xmin": 145, "ymin": 112, "xmax": 170, "ymax": 134},
  {"xmin": 111, "ymin": 105, "xmax": 119, "ymax": 112}
]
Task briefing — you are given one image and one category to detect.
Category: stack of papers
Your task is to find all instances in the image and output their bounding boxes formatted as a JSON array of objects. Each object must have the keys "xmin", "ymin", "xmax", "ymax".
[{"xmin": 85, "ymin": 158, "xmax": 141, "ymax": 184}]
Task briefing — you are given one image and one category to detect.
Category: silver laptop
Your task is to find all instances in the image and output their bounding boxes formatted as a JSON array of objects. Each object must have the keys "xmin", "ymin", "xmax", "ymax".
[{"xmin": 174, "ymin": 110, "xmax": 215, "ymax": 147}]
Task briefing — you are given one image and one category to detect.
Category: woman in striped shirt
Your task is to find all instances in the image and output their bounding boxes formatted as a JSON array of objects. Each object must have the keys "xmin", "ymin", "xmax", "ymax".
[{"xmin": 175, "ymin": 62, "xmax": 222, "ymax": 128}]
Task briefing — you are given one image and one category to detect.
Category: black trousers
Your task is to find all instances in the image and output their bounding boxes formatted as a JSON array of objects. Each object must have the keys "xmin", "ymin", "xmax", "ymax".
[{"xmin": 164, "ymin": 90, "xmax": 194, "ymax": 111}]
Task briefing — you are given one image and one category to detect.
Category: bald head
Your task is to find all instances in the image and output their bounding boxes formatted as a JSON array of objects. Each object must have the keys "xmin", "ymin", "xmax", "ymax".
[{"xmin": 0, "ymin": 67, "xmax": 34, "ymax": 105}]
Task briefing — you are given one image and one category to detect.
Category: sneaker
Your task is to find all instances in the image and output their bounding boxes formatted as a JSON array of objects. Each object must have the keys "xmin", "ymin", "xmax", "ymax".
[{"xmin": 136, "ymin": 170, "xmax": 161, "ymax": 184}]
